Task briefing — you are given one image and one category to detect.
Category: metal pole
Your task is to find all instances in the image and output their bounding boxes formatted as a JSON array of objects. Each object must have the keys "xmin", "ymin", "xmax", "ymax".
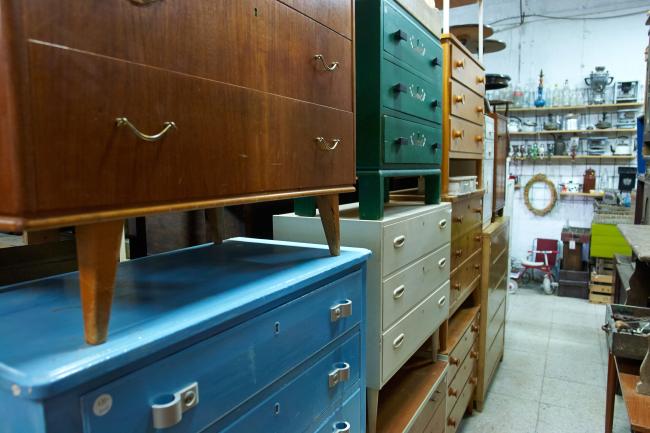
[{"xmin": 478, "ymin": 0, "xmax": 484, "ymax": 63}]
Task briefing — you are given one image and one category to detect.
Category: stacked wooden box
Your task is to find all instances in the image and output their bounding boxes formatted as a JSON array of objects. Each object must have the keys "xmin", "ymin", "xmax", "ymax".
[
  {"xmin": 590, "ymin": 268, "xmax": 615, "ymax": 304},
  {"xmin": 274, "ymin": 202, "xmax": 451, "ymax": 433}
]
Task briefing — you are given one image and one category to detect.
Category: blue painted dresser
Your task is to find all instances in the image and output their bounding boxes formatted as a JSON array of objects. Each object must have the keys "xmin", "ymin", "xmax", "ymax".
[{"xmin": 0, "ymin": 238, "xmax": 370, "ymax": 433}]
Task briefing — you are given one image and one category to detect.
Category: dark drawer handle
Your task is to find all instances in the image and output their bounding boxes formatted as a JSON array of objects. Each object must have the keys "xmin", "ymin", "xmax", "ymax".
[
  {"xmin": 315, "ymin": 137, "xmax": 340, "ymax": 151},
  {"xmin": 432, "ymin": 57, "xmax": 440, "ymax": 67},
  {"xmin": 328, "ymin": 362, "xmax": 351, "ymax": 388},
  {"xmin": 333, "ymin": 421, "xmax": 351, "ymax": 433},
  {"xmin": 393, "ymin": 83, "xmax": 408, "ymax": 94},
  {"xmin": 453, "ymin": 282, "xmax": 461, "ymax": 290},
  {"xmin": 330, "ymin": 299, "xmax": 352, "ymax": 322},
  {"xmin": 129, "ymin": 0, "xmax": 162, "ymax": 4},
  {"xmin": 431, "ymin": 99, "xmax": 439, "ymax": 109},
  {"xmin": 395, "ymin": 137, "xmax": 409, "ymax": 146},
  {"xmin": 471, "ymin": 324, "xmax": 479, "ymax": 333},
  {"xmin": 454, "ymin": 215, "xmax": 464, "ymax": 223},
  {"xmin": 313, "ymin": 54, "xmax": 339, "ymax": 72},
  {"xmin": 448, "ymin": 417, "xmax": 457, "ymax": 427},
  {"xmin": 394, "ymin": 29, "xmax": 409, "ymax": 41},
  {"xmin": 116, "ymin": 117, "xmax": 176, "ymax": 142},
  {"xmin": 151, "ymin": 382, "xmax": 199, "ymax": 429}
]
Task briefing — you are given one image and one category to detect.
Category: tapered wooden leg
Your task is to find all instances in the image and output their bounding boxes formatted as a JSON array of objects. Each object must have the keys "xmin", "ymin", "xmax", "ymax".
[
  {"xmin": 316, "ymin": 194, "xmax": 340, "ymax": 256},
  {"xmin": 605, "ymin": 352, "xmax": 616, "ymax": 433},
  {"xmin": 367, "ymin": 388, "xmax": 379, "ymax": 433},
  {"xmin": 76, "ymin": 220, "xmax": 124, "ymax": 345}
]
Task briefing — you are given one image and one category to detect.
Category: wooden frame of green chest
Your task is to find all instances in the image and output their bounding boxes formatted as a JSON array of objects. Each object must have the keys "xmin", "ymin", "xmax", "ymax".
[{"xmin": 354, "ymin": 0, "xmax": 443, "ymax": 220}]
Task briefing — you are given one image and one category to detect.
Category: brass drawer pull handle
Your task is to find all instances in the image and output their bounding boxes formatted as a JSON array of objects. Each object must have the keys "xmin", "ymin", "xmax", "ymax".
[
  {"xmin": 315, "ymin": 137, "xmax": 340, "ymax": 151},
  {"xmin": 393, "ymin": 333, "xmax": 405, "ymax": 349},
  {"xmin": 439, "ymin": 219, "xmax": 448, "ymax": 229},
  {"xmin": 454, "ymin": 59, "xmax": 465, "ymax": 69},
  {"xmin": 328, "ymin": 362, "xmax": 351, "ymax": 388},
  {"xmin": 454, "ymin": 94, "xmax": 466, "ymax": 104},
  {"xmin": 393, "ymin": 235, "xmax": 406, "ymax": 248},
  {"xmin": 393, "ymin": 285, "xmax": 406, "ymax": 299},
  {"xmin": 438, "ymin": 295, "xmax": 447, "ymax": 306},
  {"xmin": 438, "ymin": 258, "xmax": 447, "ymax": 269},
  {"xmin": 116, "ymin": 117, "xmax": 176, "ymax": 142},
  {"xmin": 452, "ymin": 129, "xmax": 465, "ymax": 139},
  {"xmin": 333, "ymin": 421, "xmax": 351, "ymax": 433},
  {"xmin": 313, "ymin": 54, "xmax": 339, "ymax": 71},
  {"xmin": 449, "ymin": 356, "xmax": 460, "ymax": 365},
  {"xmin": 330, "ymin": 300, "xmax": 352, "ymax": 322}
]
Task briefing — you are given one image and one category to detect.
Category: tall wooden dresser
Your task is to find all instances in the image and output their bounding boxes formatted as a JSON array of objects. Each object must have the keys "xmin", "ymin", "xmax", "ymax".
[
  {"xmin": 476, "ymin": 217, "xmax": 509, "ymax": 410},
  {"xmin": 354, "ymin": 0, "xmax": 443, "ymax": 220},
  {"xmin": 0, "ymin": 238, "xmax": 370, "ymax": 433},
  {"xmin": 0, "ymin": 0, "xmax": 356, "ymax": 344},
  {"xmin": 274, "ymin": 202, "xmax": 451, "ymax": 433}
]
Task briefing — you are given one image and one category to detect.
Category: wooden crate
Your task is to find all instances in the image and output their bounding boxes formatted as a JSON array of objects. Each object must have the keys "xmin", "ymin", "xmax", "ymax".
[
  {"xmin": 591, "ymin": 273, "xmax": 614, "ymax": 284},
  {"xmin": 593, "ymin": 257, "xmax": 615, "ymax": 276},
  {"xmin": 589, "ymin": 291, "xmax": 613, "ymax": 304}
]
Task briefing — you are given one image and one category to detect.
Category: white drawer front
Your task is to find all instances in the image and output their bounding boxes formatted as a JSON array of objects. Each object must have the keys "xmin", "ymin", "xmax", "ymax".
[
  {"xmin": 381, "ymin": 281, "xmax": 450, "ymax": 385},
  {"xmin": 382, "ymin": 244, "xmax": 451, "ymax": 331},
  {"xmin": 382, "ymin": 206, "xmax": 452, "ymax": 276}
]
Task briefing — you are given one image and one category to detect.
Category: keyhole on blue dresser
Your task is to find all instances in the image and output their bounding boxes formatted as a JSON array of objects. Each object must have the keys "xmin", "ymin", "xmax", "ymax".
[
  {"xmin": 274, "ymin": 402, "xmax": 281, "ymax": 415},
  {"xmin": 274, "ymin": 321, "xmax": 281, "ymax": 335}
]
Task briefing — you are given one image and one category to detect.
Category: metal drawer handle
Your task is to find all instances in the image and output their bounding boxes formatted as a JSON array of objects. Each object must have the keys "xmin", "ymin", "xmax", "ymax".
[
  {"xmin": 330, "ymin": 299, "xmax": 352, "ymax": 322},
  {"xmin": 455, "ymin": 59, "xmax": 465, "ymax": 69},
  {"xmin": 393, "ymin": 284, "xmax": 406, "ymax": 299},
  {"xmin": 313, "ymin": 54, "xmax": 339, "ymax": 72},
  {"xmin": 116, "ymin": 117, "xmax": 176, "ymax": 142},
  {"xmin": 454, "ymin": 94, "xmax": 466, "ymax": 104},
  {"xmin": 393, "ymin": 235, "xmax": 406, "ymax": 248},
  {"xmin": 393, "ymin": 333, "xmax": 405, "ymax": 349},
  {"xmin": 151, "ymin": 383, "xmax": 199, "ymax": 429},
  {"xmin": 438, "ymin": 296, "xmax": 447, "ymax": 307},
  {"xmin": 452, "ymin": 129, "xmax": 465, "ymax": 139},
  {"xmin": 328, "ymin": 362, "xmax": 351, "ymax": 388},
  {"xmin": 439, "ymin": 219, "xmax": 447, "ymax": 229},
  {"xmin": 438, "ymin": 258, "xmax": 446, "ymax": 269},
  {"xmin": 333, "ymin": 421, "xmax": 351, "ymax": 433},
  {"xmin": 315, "ymin": 137, "xmax": 340, "ymax": 151}
]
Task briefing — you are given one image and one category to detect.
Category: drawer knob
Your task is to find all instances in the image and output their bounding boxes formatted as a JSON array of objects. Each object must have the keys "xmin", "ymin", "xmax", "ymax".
[
  {"xmin": 393, "ymin": 284, "xmax": 406, "ymax": 299},
  {"xmin": 438, "ymin": 219, "xmax": 447, "ymax": 229},
  {"xmin": 471, "ymin": 324, "xmax": 479, "ymax": 333},
  {"xmin": 470, "ymin": 376, "xmax": 478, "ymax": 385},
  {"xmin": 315, "ymin": 137, "xmax": 340, "ymax": 151},
  {"xmin": 454, "ymin": 59, "xmax": 465, "ymax": 69},
  {"xmin": 452, "ymin": 129, "xmax": 465, "ymax": 139},
  {"xmin": 394, "ymin": 29, "xmax": 409, "ymax": 41},
  {"xmin": 475, "ymin": 135, "xmax": 484, "ymax": 143},
  {"xmin": 393, "ymin": 333, "xmax": 405, "ymax": 349},
  {"xmin": 455, "ymin": 249, "xmax": 463, "ymax": 257},
  {"xmin": 476, "ymin": 105, "xmax": 485, "ymax": 114},
  {"xmin": 151, "ymin": 382, "xmax": 199, "ymax": 429},
  {"xmin": 313, "ymin": 54, "xmax": 339, "ymax": 72},
  {"xmin": 448, "ymin": 417, "xmax": 457, "ymax": 427},
  {"xmin": 333, "ymin": 421, "xmax": 351, "ymax": 433},
  {"xmin": 474, "ymin": 235, "xmax": 481, "ymax": 242},
  {"xmin": 454, "ymin": 94, "xmax": 466, "ymax": 104},
  {"xmin": 432, "ymin": 142, "xmax": 439, "ymax": 151},
  {"xmin": 438, "ymin": 258, "xmax": 447, "ymax": 269},
  {"xmin": 448, "ymin": 387, "xmax": 458, "ymax": 397},
  {"xmin": 328, "ymin": 362, "xmax": 351, "ymax": 388},
  {"xmin": 454, "ymin": 215, "xmax": 464, "ymax": 223},
  {"xmin": 438, "ymin": 296, "xmax": 447, "ymax": 307},
  {"xmin": 115, "ymin": 117, "xmax": 176, "ymax": 142},
  {"xmin": 393, "ymin": 83, "xmax": 408, "ymax": 94},
  {"xmin": 393, "ymin": 235, "xmax": 406, "ymax": 248},
  {"xmin": 330, "ymin": 299, "xmax": 353, "ymax": 322},
  {"xmin": 470, "ymin": 350, "xmax": 479, "ymax": 359},
  {"xmin": 431, "ymin": 57, "xmax": 440, "ymax": 67},
  {"xmin": 474, "ymin": 264, "xmax": 480, "ymax": 270},
  {"xmin": 449, "ymin": 356, "xmax": 460, "ymax": 365},
  {"xmin": 395, "ymin": 137, "xmax": 409, "ymax": 146},
  {"xmin": 453, "ymin": 282, "xmax": 461, "ymax": 290},
  {"xmin": 431, "ymin": 99, "xmax": 439, "ymax": 109},
  {"xmin": 476, "ymin": 75, "xmax": 486, "ymax": 84}
]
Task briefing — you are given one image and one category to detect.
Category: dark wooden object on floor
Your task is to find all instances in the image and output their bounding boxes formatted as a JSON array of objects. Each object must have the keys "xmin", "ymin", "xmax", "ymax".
[
  {"xmin": 606, "ymin": 354, "xmax": 650, "ymax": 433},
  {"xmin": 0, "ymin": 0, "xmax": 354, "ymax": 343}
]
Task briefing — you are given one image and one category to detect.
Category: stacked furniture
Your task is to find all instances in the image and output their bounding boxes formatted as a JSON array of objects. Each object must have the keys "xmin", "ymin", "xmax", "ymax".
[
  {"xmin": 0, "ymin": 238, "xmax": 370, "ymax": 433},
  {"xmin": 354, "ymin": 0, "xmax": 444, "ymax": 220},
  {"xmin": 476, "ymin": 217, "xmax": 509, "ymax": 411},
  {"xmin": 274, "ymin": 202, "xmax": 452, "ymax": 433},
  {"xmin": 0, "ymin": 0, "xmax": 355, "ymax": 344}
]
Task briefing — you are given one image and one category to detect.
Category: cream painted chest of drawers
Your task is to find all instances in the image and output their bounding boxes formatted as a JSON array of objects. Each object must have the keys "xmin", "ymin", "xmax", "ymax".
[{"xmin": 274, "ymin": 202, "xmax": 451, "ymax": 433}]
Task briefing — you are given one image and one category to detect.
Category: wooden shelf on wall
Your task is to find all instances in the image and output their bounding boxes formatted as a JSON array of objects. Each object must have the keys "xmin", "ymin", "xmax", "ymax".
[
  {"xmin": 499, "ymin": 102, "xmax": 642, "ymax": 115},
  {"xmin": 510, "ymin": 128, "xmax": 636, "ymax": 137},
  {"xmin": 560, "ymin": 192, "xmax": 605, "ymax": 198},
  {"xmin": 511, "ymin": 155, "xmax": 635, "ymax": 163}
]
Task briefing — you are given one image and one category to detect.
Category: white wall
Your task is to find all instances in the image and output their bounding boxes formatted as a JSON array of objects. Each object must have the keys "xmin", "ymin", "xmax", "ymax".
[{"xmin": 452, "ymin": 0, "xmax": 647, "ymax": 262}]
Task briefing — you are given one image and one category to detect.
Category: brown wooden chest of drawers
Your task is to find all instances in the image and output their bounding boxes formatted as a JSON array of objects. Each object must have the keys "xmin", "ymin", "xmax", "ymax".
[
  {"xmin": 476, "ymin": 217, "xmax": 509, "ymax": 411},
  {"xmin": 0, "ymin": 0, "xmax": 355, "ymax": 344}
]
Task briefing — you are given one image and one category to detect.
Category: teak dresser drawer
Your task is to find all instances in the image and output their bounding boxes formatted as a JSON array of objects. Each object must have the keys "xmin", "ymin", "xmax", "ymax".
[
  {"xmin": 383, "ymin": 115, "xmax": 442, "ymax": 166},
  {"xmin": 446, "ymin": 346, "xmax": 477, "ymax": 415},
  {"xmin": 449, "ymin": 45, "xmax": 485, "ymax": 96},
  {"xmin": 449, "ymin": 80, "xmax": 485, "ymax": 125},
  {"xmin": 382, "ymin": 206, "xmax": 451, "ymax": 275},
  {"xmin": 445, "ymin": 379, "xmax": 475, "ymax": 433},
  {"xmin": 381, "ymin": 282, "xmax": 449, "ymax": 383},
  {"xmin": 26, "ymin": 44, "xmax": 354, "ymax": 213},
  {"xmin": 488, "ymin": 276, "xmax": 507, "ymax": 321},
  {"xmin": 25, "ymin": 0, "xmax": 353, "ymax": 111},
  {"xmin": 488, "ymin": 250, "xmax": 509, "ymax": 290},
  {"xmin": 489, "ymin": 224, "xmax": 509, "ymax": 260},
  {"xmin": 487, "ymin": 298, "xmax": 506, "ymax": 348},
  {"xmin": 486, "ymin": 324, "xmax": 505, "ymax": 384},
  {"xmin": 278, "ymin": 0, "xmax": 353, "ymax": 38},
  {"xmin": 408, "ymin": 371, "xmax": 447, "ymax": 433},
  {"xmin": 450, "ymin": 228, "xmax": 482, "ymax": 271},
  {"xmin": 449, "ymin": 116, "xmax": 484, "ymax": 156},
  {"xmin": 383, "ymin": 0, "xmax": 443, "ymax": 82},
  {"xmin": 449, "ymin": 250, "xmax": 481, "ymax": 310},
  {"xmin": 451, "ymin": 198, "xmax": 482, "ymax": 238},
  {"xmin": 382, "ymin": 244, "xmax": 451, "ymax": 330},
  {"xmin": 446, "ymin": 312, "xmax": 479, "ymax": 382},
  {"xmin": 80, "ymin": 269, "xmax": 364, "ymax": 433}
]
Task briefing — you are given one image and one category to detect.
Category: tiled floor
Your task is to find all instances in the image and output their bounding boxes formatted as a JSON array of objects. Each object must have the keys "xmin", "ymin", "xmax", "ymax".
[{"xmin": 458, "ymin": 287, "xmax": 632, "ymax": 433}]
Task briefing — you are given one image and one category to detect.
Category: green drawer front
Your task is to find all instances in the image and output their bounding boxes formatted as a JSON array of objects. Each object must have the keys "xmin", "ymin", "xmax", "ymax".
[
  {"xmin": 383, "ymin": 0, "xmax": 442, "ymax": 84},
  {"xmin": 383, "ymin": 115, "xmax": 441, "ymax": 165},
  {"xmin": 590, "ymin": 223, "xmax": 632, "ymax": 258},
  {"xmin": 381, "ymin": 59, "xmax": 441, "ymax": 123}
]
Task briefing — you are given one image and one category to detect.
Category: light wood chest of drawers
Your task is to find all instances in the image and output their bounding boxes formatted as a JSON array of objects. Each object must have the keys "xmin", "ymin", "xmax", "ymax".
[
  {"xmin": 476, "ymin": 218, "xmax": 509, "ymax": 411},
  {"xmin": 274, "ymin": 202, "xmax": 451, "ymax": 433}
]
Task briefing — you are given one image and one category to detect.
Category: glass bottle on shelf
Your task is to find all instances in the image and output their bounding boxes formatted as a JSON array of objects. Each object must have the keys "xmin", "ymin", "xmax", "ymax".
[
  {"xmin": 552, "ymin": 84, "xmax": 562, "ymax": 107},
  {"xmin": 562, "ymin": 80, "xmax": 571, "ymax": 106}
]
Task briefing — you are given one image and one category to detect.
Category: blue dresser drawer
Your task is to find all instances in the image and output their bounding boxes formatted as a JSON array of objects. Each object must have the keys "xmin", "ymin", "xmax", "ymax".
[
  {"xmin": 312, "ymin": 388, "xmax": 363, "ymax": 433},
  {"xmin": 219, "ymin": 332, "xmax": 361, "ymax": 433},
  {"xmin": 80, "ymin": 270, "xmax": 363, "ymax": 433}
]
